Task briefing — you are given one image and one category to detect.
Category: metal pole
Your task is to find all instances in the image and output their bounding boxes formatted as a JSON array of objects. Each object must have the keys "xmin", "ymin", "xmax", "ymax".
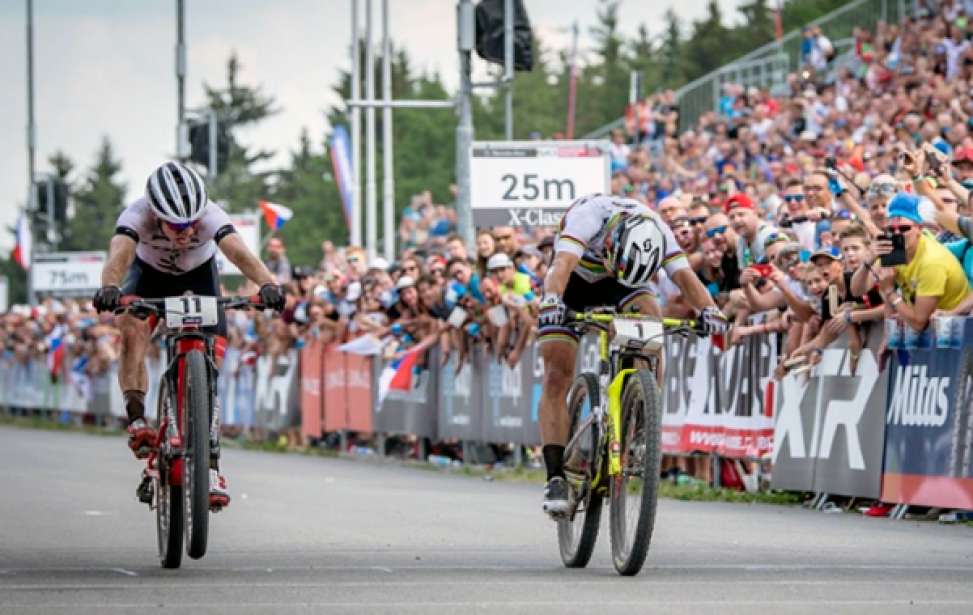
[
  {"xmin": 26, "ymin": 0, "xmax": 35, "ymax": 209},
  {"xmin": 26, "ymin": 0, "xmax": 36, "ymax": 305},
  {"xmin": 456, "ymin": 0, "xmax": 475, "ymax": 247},
  {"xmin": 565, "ymin": 21, "xmax": 578, "ymax": 139},
  {"xmin": 45, "ymin": 177, "xmax": 55, "ymax": 248},
  {"xmin": 176, "ymin": 0, "xmax": 186, "ymax": 156},
  {"xmin": 350, "ymin": 0, "xmax": 362, "ymax": 247},
  {"xmin": 629, "ymin": 71, "xmax": 640, "ymax": 145},
  {"xmin": 504, "ymin": 0, "xmax": 514, "ymax": 140},
  {"xmin": 381, "ymin": 0, "xmax": 394, "ymax": 261},
  {"xmin": 208, "ymin": 109, "xmax": 218, "ymax": 176},
  {"xmin": 364, "ymin": 0, "xmax": 378, "ymax": 258}
]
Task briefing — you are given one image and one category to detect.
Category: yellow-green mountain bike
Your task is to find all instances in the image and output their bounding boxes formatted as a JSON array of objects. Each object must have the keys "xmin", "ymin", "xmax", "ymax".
[{"xmin": 557, "ymin": 309, "xmax": 703, "ymax": 576}]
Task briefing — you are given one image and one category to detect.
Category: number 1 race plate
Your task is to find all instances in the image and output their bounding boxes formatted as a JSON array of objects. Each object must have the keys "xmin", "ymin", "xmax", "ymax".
[
  {"xmin": 612, "ymin": 318, "xmax": 664, "ymax": 352},
  {"xmin": 164, "ymin": 296, "xmax": 219, "ymax": 328}
]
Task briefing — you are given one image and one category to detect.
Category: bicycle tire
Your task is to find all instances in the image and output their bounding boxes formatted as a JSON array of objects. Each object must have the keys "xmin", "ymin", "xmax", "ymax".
[
  {"xmin": 183, "ymin": 349, "xmax": 210, "ymax": 560},
  {"xmin": 557, "ymin": 372, "xmax": 604, "ymax": 568},
  {"xmin": 609, "ymin": 369, "xmax": 662, "ymax": 576},
  {"xmin": 156, "ymin": 380, "xmax": 184, "ymax": 569}
]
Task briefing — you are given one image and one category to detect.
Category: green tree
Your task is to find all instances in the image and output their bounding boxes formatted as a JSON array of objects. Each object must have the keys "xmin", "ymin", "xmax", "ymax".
[
  {"xmin": 659, "ymin": 8, "xmax": 686, "ymax": 89},
  {"xmin": 684, "ymin": 0, "xmax": 735, "ymax": 79},
  {"xmin": 0, "ymin": 257, "xmax": 28, "ymax": 305},
  {"xmin": 202, "ymin": 54, "xmax": 277, "ymax": 214},
  {"xmin": 272, "ymin": 128, "xmax": 345, "ymax": 267},
  {"xmin": 736, "ymin": 0, "xmax": 776, "ymax": 49},
  {"xmin": 62, "ymin": 137, "xmax": 126, "ymax": 251}
]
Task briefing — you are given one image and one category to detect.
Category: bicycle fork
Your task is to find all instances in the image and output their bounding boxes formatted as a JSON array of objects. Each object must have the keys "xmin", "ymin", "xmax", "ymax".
[{"xmin": 606, "ymin": 369, "xmax": 637, "ymax": 478}]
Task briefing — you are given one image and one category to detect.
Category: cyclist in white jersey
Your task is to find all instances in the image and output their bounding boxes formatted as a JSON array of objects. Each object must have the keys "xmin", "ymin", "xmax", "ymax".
[
  {"xmin": 92, "ymin": 161, "xmax": 284, "ymax": 509},
  {"xmin": 536, "ymin": 194, "xmax": 727, "ymax": 516}
]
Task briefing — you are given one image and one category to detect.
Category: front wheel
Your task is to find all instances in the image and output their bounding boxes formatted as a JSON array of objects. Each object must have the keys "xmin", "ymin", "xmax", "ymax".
[
  {"xmin": 183, "ymin": 350, "xmax": 211, "ymax": 560},
  {"xmin": 156, "ymin": 477, "xmax": 184, "ymax": 569},
  {"xmin": 609, "ymin": 369, "xmax": 662, "ymax": 576},
  {"xmin": 557, "ymin": 373, "xmax": 603, "ymax": 568}
]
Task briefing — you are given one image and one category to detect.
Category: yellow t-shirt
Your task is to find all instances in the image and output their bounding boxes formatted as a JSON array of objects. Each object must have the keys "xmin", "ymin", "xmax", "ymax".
[
  {"xmin": 894, "ymin": 233, "xmax": 971, "ymax": 311},
  {"xmin": 499, "ymin": 271, "xmax": 533, "ymax": 298}
]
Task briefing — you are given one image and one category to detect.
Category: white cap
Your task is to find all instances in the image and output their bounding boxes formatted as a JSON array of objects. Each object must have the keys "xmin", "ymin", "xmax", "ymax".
[
  {"xmin": 312, "ymin": 284, "xmax": 329, "ymax": 300},
  {"xmin": 345, "ymin": 281, "xmax": 362, "ymax": 302},
  {"xmin": 395, "ymin": 275, "xmax": 416, "ymax": 290},
  {"xmin": 368, "ymin": 256, "xmax": 390, "ymax": 271},
  {"xmin": 486, "ymin": 252, "xmax": 513, "ymax": 270}
]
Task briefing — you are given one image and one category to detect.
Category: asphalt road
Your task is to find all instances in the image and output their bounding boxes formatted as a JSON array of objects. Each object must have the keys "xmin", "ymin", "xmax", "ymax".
[{"xmin": 1, "ymin": 425, "xmax": 972, "ymax": 615}]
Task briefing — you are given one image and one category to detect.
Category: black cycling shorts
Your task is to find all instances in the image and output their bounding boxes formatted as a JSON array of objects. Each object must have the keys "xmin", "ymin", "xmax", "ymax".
[
  {"xmin": 121, "ymin": 256, "xmax": 226, "ymax": 337},
  {"xmin": 537, "ymin": 272, "xmax": 654, "ymax": 345}
]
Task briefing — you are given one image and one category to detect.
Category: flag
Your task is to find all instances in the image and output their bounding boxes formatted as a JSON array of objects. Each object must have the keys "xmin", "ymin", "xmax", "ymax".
[
  {"xmin": 338, "ymin": 334, "xmax": 384, "ymax": 356},
  {"xmin": 45, "ymin": 326, "xmax": 66, "ymax": 382},
  {"xmin": 259, "ymin": 200, "xmax": 293, "ymax": 231},
  {"xmin": 376, "ymin": 348, "xmax": 421, "ymax": 404},
  {"xmin": 330, "ymin": 125, "xmax": 354, "ymax": 233},
  {"xmin": 10, "ymin": 210, "xmax": 31, "ymax": 270}
]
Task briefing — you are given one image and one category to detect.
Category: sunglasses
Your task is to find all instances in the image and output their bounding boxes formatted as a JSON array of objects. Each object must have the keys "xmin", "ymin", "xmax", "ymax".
[
  {"xmin": 868, "ymin": 183, "xmax": 896, "ymax": 196},
  {"xmin": 887, "ymin": 224, "xmax": 913, "ymax": 234},
  {"xmin": 783, "ymin": 194, "xmax": 805, "ymax": 203},
  {"xmin": 165, "ymin": 220, "xmax": 199, "ymax": 232},
  {"xmin": 705, "ymin": 225, "xmax": 728, "ymax": 238},
  {"xmin": 689, "ymin": 216, "xmax": 708, "ymax": 226}
]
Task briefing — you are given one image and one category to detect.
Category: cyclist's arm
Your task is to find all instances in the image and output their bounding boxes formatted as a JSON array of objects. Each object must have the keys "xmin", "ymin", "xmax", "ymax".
[
  {"xmin": 671, "ymin": 268, "xmax": 717, "ymax": 312},
  {"xmin": 102, "ymin": 234, "xmax": 137, "ymax": 287},
  {"xmin": 218, "ymin": 232, "xmax": 275, "ymax": 286},
  {"xmin": 543, "ymin": 251, "xmax": 581, "ymax": 296}
]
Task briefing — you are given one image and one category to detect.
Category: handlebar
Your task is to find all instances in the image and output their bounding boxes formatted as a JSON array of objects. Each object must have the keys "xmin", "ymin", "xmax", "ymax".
[
  {"xmin": 114, "ymin": 294, "xmax": 269, "ymax": 316},
  {"xmin": 565, "ymin": 308, "xmax": 704, "ymax": 336}
]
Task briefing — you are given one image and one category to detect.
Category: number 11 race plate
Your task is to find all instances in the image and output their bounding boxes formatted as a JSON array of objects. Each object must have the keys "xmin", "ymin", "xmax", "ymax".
[
  {"xmin": 612, "ymin": 318, "xmax": 664, "ymax": 351},
  {"xmin": 164, "ymin": 296, "xmax": 219, "ymax": 328}
]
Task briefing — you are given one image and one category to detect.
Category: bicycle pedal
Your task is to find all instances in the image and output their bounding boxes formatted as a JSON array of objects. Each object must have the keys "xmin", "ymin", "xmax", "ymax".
[{"xmin": 136, "ymin": 476, "xmax": 154, "ymax": 505}]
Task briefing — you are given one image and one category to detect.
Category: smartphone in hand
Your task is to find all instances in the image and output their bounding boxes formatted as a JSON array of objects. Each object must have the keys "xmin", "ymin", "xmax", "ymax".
[{"xmin": 878, "ymin": 233, "xmax": 907, "ymax": 267}]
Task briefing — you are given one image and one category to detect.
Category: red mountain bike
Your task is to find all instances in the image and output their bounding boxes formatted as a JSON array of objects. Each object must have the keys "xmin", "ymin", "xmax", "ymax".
[{"xmin": 116, "ymin": 294, "xmax": 266, "ymax": 569}]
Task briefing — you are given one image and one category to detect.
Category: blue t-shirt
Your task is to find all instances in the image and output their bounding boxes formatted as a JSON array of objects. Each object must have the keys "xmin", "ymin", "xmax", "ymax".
[{"xmin": 944, "ymin": 237, "xmax": 973, "ymax": 288}]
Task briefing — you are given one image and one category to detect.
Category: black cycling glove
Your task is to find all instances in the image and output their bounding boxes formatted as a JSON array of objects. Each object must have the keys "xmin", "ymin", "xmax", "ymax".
[
  {"xmin": 93, "ymin": 286, "xmax": 122, "ymax": 313},
  {"xmin": 258, "ymin": 283, "xmax": 285, "ymax": 312}
]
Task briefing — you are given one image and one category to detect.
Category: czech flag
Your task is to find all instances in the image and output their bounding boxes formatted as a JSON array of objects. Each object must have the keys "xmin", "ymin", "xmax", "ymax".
[
  {"xmin": 330, "ymin": 125, "xmax": 354, "ymax": 233},
  {"xmin": 46, "ymin": 327, "xmax": 66, "ymax": 382},
  {"xmin": 377, "ymin": 348, "xmax": 421, "ymax": 404},
  {"xmin": 259, "ymin": 201, "xmax": 293, "ymax": 231},
  {"xmin": 10, "ymin": 210, "xmax": 31, "ymax": 270}
]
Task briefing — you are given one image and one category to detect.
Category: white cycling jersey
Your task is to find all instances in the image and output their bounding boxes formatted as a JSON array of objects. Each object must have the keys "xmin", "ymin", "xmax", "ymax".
[
  {"xmin": 554, "ymin": 194, "xmax": 689, "ymax": 284},
  {"xmin": 115, "ymin": 197, "xmax": 235, "ymax": 275}
]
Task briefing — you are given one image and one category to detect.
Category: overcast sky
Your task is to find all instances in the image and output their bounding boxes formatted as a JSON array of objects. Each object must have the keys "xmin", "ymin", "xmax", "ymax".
[{"xmin": 0, "ymin": 0, "xmax": 746, "ymax": 251}]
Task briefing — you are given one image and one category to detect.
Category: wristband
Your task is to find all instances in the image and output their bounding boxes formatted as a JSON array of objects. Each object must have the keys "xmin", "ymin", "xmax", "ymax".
[{"xmin": 844, "ymin": 310, "xmax": 853, "ymax": 325}]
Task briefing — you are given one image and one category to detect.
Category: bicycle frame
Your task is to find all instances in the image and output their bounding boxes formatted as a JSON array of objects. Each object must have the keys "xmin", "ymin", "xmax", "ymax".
[{"xmin": 570, "ymin": 312, "xmax": 693, "ymax": 486}]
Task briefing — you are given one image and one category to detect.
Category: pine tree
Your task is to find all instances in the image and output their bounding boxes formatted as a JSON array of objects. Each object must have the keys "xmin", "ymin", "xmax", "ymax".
[
  {"xmin": 659, "ymin": 8, "xmax": 685, "ymax": 89},
  {"xmin": 63, "ymin": 137, "xmax": 126, "ymax": 251}
]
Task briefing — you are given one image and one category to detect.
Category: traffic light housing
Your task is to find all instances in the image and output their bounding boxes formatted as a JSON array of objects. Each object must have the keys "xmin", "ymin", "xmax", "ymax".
[
  {"xmin": 474, "ymin": 0, "xmax": 534, "ymax": 71},
  {"xmin": 187, "ymin": 115, "xmax": 230, "ymax": 176}
]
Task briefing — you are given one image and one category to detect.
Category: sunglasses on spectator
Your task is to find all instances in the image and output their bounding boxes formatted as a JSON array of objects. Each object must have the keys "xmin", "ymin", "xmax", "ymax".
[
  {"xmin": 164, "ymin": 220, "xmax": 199, "ymax": 232},
  {"xmin": 867, "ymin": 183, "xmax": 896, "ymax": 196},
  {"xmin": 689, "ymin": 216, "xmax": 707, "ymax": 226},
  {"xmin": 887, "ymin": 224, "xmax": 913, "ymax": 234},
  {"xmin": 705, "ymin": 225, "xmax": 728, "ymax": 238},
  {"xmin": 783, "ymin": 194, "xmax": 805, "ymax": 203}
]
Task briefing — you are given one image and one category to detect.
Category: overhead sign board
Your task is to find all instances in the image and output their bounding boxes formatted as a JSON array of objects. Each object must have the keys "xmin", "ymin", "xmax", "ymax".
[
  {"xmin": 216, "ymin": 212, "xmax": 260, "ymax": 276},
  {"xmin": 470, "ymin": 140, "xmax": 611, "ymax": 227},
  {"xmin": 31, "ymin": 251, "xmax": 106, "ymax": 297}
]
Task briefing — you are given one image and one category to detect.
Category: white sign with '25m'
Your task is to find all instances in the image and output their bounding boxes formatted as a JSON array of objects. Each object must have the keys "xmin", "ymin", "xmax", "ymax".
[{"xmin": 470, "ymin": 140, "xmax": 610, "ymax": 227}]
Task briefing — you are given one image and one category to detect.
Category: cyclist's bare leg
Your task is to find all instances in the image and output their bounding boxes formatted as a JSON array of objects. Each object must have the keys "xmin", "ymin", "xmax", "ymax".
[
  {"xmin": 539, "ymin": 338, "xmax": 577, "ymax": 479},
  {"xmin": 118, "ymin": 313, "xmax": 150, "ymax": 422}
]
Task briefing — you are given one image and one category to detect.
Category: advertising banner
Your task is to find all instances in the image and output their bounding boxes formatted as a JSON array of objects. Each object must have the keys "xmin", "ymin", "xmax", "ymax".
[
  {"xmin": 345, "ymin": 353, "xmax": 373, "ymax": 433},
  {"xmin": 254, "ymin": 349, "xmax": 300, "ymax": 431},
  {"xmin": 772, "ymin": 327, "xmax": 887, "ymax": 498},
  {"xmin": 662, "ymin": 331, "xmax": 776, "ymax": 459},
  {"xmin": 300, "ymin": 339, "xmax": 324, "ymax": 441},
  {"xmin": 437, "ymin": 351, "xmax": 482, "ymax": 441},
  {"xmin": 480, "ymin": 347, "xmax": 537, "ymax": 445},
  {"xmin": 31, "ymin": 251, "xmax": 106, "ymax": 297},
  {"xmin": 322, "ymin": 345, "xmax": 348, "ymax": 432},
  {"xmin": 373, "ymin": 348, "xmax": 438, "ymax": 438},
  {"xmin": 881, "ymin": 318, "xmax": 973, "ymax": 509},
  {"xmin": 469, "ymin": 140, "xmax": 610, "ymax": 227},
  {"xmin": 215, "ymin": 212, "xmax": 260, "ymax": 276}
]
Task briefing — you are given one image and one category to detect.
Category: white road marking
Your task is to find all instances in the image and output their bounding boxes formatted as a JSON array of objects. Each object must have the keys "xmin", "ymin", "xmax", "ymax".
[{"xmin": 109, "ymin": 568, "xmax": 138, "ymax": 577}]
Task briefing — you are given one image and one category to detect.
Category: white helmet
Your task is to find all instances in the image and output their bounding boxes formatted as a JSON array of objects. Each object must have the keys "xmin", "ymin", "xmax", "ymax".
[
  {"xmin": 145, "ymin": 161, "xmax": 208, "ymax": 224},
  {"xmin": 606, "ymin": 214, "xmax": 668, "ymax": 288}
]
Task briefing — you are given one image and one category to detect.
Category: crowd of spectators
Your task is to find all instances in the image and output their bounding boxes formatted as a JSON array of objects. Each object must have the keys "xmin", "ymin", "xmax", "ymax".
[{"xmin": 6, "ymin": 5, "xmax": 973, "ymax": 503}]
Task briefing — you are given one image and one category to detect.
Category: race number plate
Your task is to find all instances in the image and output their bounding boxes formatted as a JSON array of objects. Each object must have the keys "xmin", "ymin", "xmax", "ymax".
[
  {"xmin": 164, "ymin": 296, "xmax": 218, "ymax": 328},
  {"xmin": 612, "ymin": 318, "xmax": 664, "ymax": 351}
]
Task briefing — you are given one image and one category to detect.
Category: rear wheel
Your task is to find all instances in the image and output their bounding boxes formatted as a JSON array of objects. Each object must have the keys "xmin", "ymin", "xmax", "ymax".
[
  {"xmin": 156, "ymin": 380, "xmax": 183, "ymax": 569},
  {"xmin": 557, "ymin": 373, "xmax": 603, "ymax": 568},
  {"xmin": 609, "ymin": 369, "xmax": 662, "ymax": 576},
  {"xmin": 183, "ymin": 350, "xmax": 211, "ymax": 560}
]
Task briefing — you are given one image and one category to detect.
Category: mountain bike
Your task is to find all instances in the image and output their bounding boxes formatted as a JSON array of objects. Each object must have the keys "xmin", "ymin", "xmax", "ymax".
[
  {"xmin": 116, "ymin": 294, "xmax": 267, "ymax": 569},
  {"xmin": 556, "ymin": 309, "xmax": 704, "ymax": 576}
]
